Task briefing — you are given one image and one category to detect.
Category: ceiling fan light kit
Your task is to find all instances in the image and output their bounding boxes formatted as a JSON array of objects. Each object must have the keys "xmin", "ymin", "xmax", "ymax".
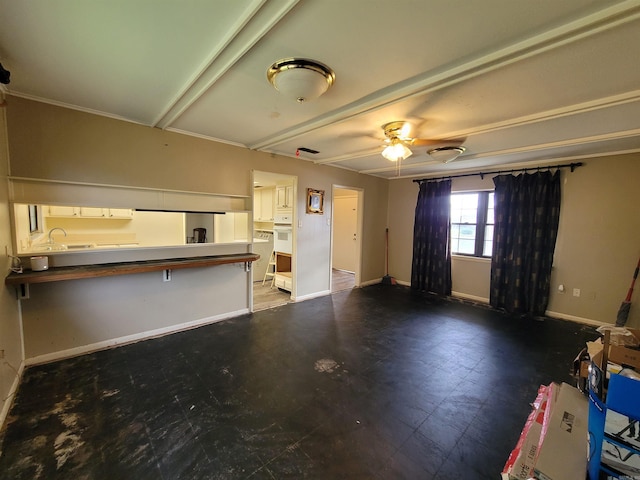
[
  {"xmin": 267, "ymin": 58, "xmax": 335, "ymax": 103},
  {"xmin": 379, "ymin": 120, "xmax": 467, "ymax": 165},
  {"xmin": 382, "ymin": 140, "xmax": 413, "ymax": 162},
  {"xmin": 427, "ymin": 146, "xmax": 466, "ymax": 163}
]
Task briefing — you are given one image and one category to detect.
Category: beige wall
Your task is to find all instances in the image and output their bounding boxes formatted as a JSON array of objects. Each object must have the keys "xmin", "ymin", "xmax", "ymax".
[
  {"xmin": 388, "ymin": 156, "xmax": 640, "ymax": 327},
  {"xmin": 21, "ymin": 264, "xmax": 249, "ymax": 360},
  {"xmin": 548, "ymin": 156, "xmax": 640, "ymax": 326},
  {"xmin": 4, "ymin": 97, "xmax": 389, "ymax": 361},
  {"xmin": 10, "ymin": 92, "xmax": 637, "ymax": 368},
  {"xmin": 6, "ymin": 97, "xmax": 389, "ymax": 289},
  {"xmin": 0, "ymin": 94, "xmax": 23, "ymax": 423}
]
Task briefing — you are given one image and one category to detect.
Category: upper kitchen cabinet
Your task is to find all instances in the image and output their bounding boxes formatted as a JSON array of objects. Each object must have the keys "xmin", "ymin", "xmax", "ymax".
[
  {"xmin": 106, "ymin": 208, "xmax": 134, "ymax": 219},
  {"xmin": 275, "ymin": 184, "xmax": 294, "ymax": 213},
  {"xmin": 254, "ymin": 187, "xmax": 274, "ymax": 222},
  {"xmin": 46, "ymin": 206, "xmax": 133, "ymax": 219},
  {"xmin": 79, "ymin": 207, "xmax": 106, "ymax": 218},
  {"xmin": 47, "ymin": 206, "xmax": 80, "ymax": 217}
]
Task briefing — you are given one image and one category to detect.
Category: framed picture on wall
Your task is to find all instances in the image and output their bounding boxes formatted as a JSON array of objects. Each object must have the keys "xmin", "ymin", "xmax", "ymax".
[{"xmin": 306, "ymin": 188, "xmax": 324, "ymax": 214}]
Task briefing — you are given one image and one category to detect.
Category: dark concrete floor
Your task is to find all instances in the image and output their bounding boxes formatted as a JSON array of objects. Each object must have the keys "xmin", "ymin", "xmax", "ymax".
[{"xmin": 0, "ymin": 285, "xmax": 598, "ymax": 479}]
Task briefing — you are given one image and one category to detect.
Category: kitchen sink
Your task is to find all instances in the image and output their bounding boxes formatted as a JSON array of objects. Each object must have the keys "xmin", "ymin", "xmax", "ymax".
[
  {"xmin": 31, "ymin": 243, "xmax": 97, "ymax": 251},
  {"xmin": 31, "ymin": 243, "xmax": 68, "ymax": 251}
]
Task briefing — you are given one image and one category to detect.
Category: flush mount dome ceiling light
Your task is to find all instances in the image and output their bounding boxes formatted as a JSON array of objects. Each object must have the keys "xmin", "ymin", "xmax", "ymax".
[
  {"xmin": 427, "ymin": 146, "xmax": 466, "ymax": 163},
  {"xmin": 267, "ymin": 58, "xmax": 335, "ymax": 103}
]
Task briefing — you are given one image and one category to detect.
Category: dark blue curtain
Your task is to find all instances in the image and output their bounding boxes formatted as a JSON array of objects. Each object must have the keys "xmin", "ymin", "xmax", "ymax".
[
  {"xmin": 490, "ymin": 171, "xmax": 561, "ymax": 315},
  {"xmin": 411, "ymin": 179, "xmax": 452, "ymax": 295}
]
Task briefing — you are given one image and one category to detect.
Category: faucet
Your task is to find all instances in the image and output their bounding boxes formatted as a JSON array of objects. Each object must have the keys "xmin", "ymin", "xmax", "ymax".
[{"xmin": 48, "ymin": 227, "xmax": 67, "ymax": 244}]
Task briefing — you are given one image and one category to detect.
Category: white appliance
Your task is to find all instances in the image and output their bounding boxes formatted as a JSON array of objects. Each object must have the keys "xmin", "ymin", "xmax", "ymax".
[{"xmin": 273, "ymin": 224, "xmax": 292, "ymax": 254}]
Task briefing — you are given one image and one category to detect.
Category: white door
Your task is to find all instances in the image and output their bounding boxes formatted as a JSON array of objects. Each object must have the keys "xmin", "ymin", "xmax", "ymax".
[{"xmin": 332, "ymin": 195, "xmax": 358, "ymax": 272}]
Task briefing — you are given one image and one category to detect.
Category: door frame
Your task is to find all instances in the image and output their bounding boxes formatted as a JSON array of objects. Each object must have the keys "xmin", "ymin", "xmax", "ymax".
[
  {"xmin": 251, "ymin": 170, "xmax": 297, "ymax": 312},
  {"xmin": 331, "ymin": 185, "xmax": 363, "ymax": 288}
]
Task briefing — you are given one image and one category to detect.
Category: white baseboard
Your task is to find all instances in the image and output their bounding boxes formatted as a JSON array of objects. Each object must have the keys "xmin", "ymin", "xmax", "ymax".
[
  {"xmin": 545, "ymin": 310, "xmax": 606, "ymax": 327},
  {"xmin": 450, "ymin": 292, "xmax": 605, "ymax": 327},
  {"xmin": 0, "ymin": 360, "xmax": 25, "ymax": 430},
  {"xmin": 360, "ymin": 278, "xmax": 382, "ymax": 287},
  {"xmin": 452, "ymin": 291, "xmax": 490, "ymax": 304},
  {"xmin": 25, "ymin": 308, "xmax": 250, "ymax": 367},
  {"xmin": 395, "ymin": 279, "xmax": 410, "ymax": 287},
  {"xmin": 294, "ymin": 289, "xmax": 331, "ymax": 302},
  {"xmin": 449, "ymin": 291, "xmax": 606, "ymax": 327}
]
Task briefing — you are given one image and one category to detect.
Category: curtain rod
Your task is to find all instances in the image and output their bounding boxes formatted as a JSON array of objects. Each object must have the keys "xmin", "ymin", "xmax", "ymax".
[{"xmin": 412, "ymin": 162, "xmax": 584, "ymax": 184}]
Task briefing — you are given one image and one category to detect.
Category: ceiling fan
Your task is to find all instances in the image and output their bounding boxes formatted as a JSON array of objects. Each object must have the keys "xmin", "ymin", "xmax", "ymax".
[{"xmin": 380, "ymin": 121, "xmax": 466, "ymax": 163}]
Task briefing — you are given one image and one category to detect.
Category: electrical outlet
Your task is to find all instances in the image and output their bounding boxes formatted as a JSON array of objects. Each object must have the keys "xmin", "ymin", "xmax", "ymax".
[
  {"xmin": 163, "ymin": 269, "xmax": 172, "ymax": 282},
  {"xmin": 558, "ymin": 284, "xmax": 565, "ymax": 293},
  {"xmin": 573, "ymin": 288, "xmax": 581, "ymax": 297}
]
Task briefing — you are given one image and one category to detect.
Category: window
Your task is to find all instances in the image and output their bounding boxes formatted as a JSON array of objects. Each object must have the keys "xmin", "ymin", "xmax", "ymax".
[
  {"xmin": 450, "ymin": 191, "xmax": 494, "ymax": 257},
  {"xmin": 28, "ymin": 204, "xmax": 42, "ymax": 234}
]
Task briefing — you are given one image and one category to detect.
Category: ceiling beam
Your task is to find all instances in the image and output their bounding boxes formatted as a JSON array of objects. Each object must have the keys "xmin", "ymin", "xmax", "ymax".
[
  {"xmin": 438, "ymin": 90, "xmax": 640, "ymax": 140},
  {"xmin": 361, "ymin": 129, "xmax": 640, "ymax": 176},
  {"xmin": 248, "ymin": 1, "xmax": 640, "ymax": 151},
  {"xmin": 153, "ymin": 0, "xmax": 301, "ymax": 129}
]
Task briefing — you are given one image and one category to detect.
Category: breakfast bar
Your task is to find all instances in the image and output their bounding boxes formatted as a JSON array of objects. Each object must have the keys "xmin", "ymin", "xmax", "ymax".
[{"xmin": 5, "ymin": 253, "xmax": 260, "ymax": 287}]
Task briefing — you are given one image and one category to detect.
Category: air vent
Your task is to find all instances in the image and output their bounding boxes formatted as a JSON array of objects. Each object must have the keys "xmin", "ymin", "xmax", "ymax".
[{"xmin": 297, "ymin": 147, "xmax": 320, "ymax": 155}]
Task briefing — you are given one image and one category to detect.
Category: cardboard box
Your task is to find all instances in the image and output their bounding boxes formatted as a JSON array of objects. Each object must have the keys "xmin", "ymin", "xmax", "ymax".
[
  {"xmin": 592, "ymin": 328, "xmax": 640, "ymax": 371},
  {"xmin": 608, "ymin": 340, "xmax": 640, "ymax": 371},
  {"xmin": 533, "ymin": 383, "xmax": 589, "ymax": 480}
]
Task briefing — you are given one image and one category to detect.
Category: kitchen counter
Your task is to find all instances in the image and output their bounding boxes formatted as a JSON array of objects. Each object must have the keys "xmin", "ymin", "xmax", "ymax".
[{"xmin": 5, "ymin": 253, "xmax": 259, "ymax": 286}]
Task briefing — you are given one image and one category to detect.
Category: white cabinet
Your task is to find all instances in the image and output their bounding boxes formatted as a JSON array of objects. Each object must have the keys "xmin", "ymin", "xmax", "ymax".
[
  {"xmin": 107, "ymin": 208, "xmax": 134, "ymax": 219},
  {"xmin": 47, "ymin": 206, "xmax": 80, "ymax": 217},
  {"xmin": 274, "ymin": 252, "xmax": 292, "ymax": 292},
  {"xmin": 274, "ymin": 272, "xmax": 292, "ymax": 291},
  {"xmin": 79, "ymin": 207, "xmax": 107, "ymax": 217},
  {"xmin": 46, "ymin": 205, "xmax": 133, "ymax": 219},
  {"xmin": 254, "ymin": 187, "xmax": 274, "ymax": 221},
  {"xmin": 275, "ymin": 185, "xmax": 293, "ymax": 211}
]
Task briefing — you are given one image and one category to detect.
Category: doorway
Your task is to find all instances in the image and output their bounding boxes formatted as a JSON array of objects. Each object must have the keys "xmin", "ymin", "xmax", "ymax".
[
  {"xmin": 252, "ymin": 171, "xmax": 297, "ymax": 311},
  {"xmin": 331, "ymin": 186, "xmax": 362, "ymax": 292}
]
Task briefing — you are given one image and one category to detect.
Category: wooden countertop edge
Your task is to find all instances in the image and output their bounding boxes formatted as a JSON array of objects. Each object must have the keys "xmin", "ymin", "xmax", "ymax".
[{"xmin": 5, "ymin": 253, "xmax": 260, "ymax": 286}]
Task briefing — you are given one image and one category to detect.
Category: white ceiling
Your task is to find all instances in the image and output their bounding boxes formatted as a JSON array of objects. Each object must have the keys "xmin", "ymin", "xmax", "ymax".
[{"xmin": 1, "ymin": 0, "xmax": 639, "ymax": 180}]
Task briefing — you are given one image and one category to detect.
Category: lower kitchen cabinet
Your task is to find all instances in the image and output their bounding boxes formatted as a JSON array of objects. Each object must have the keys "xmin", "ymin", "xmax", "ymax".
[
  {"xmin": 274, "ymin": 252, "xmax": 292, "ymax": 292},
  {"xmin": 274, "ymin": 271, "xmax": 292, "ymax": 291}
]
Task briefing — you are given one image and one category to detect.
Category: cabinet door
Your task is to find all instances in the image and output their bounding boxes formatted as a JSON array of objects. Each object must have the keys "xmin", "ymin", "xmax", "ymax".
[
  {"xmin": 47, "ymin": 206, "xmax": 79, "ymax": 217},
  {"xmin": 285, "ymin": 185, "xmax": 293, "ymax": 208},
  {"xmin": 276, "ymin": 185, "xmax": 293, "ymax": 209},
  {"xmin": 108, "ymin": 208, "xmax": 133, "ymax": 219},
  {"xmin": 253, "ymin": 189, "xmax": 262, "ymax": 221},
  {"xmin": 275, "ymin": 186, "xmax": 286, "ymax": 209},
  {"xmin": 261, "ymin": 188, "xmax": 274, "ymax": 220},
  {"xmin": 79, "ymin": 207, "xmax": 107, "ymax": 218}
]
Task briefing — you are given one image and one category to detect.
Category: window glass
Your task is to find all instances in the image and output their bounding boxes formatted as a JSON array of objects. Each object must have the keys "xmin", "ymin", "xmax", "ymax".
[
  {"xmin": 451, "ymin": 191, "xmax": 493, "ymax": 258},
  {"xmin": 483, "ymin": 225, "xmax": 494, "ymax": 257}
]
